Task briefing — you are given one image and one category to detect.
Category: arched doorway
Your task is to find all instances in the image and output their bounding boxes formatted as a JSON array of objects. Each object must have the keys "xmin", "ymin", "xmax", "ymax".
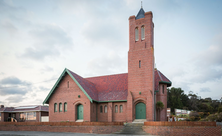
[
  {"xmin": 77, "ymin": 104, "xmax": 83, "ymax": 119},
  {"xmin": 135, "ymin": 102, "xmax": 146, "ymax": 119}
]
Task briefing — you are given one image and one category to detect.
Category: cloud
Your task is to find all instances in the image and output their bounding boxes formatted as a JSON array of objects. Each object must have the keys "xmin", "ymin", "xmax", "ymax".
[
  {"xmin": 6, "ymin": 95, "xmax": 24, "ymax": 103},
  {"xmin": 200, "ymin": 87, "xmax": 211, "ymax": 93},
  {"xmin": 0, "ymin": 77, "xmax": 32, "ymax": 95},
  {"xmin": 0, "ymin": 0, "xmax": 31, "ymax": 32},
  {"xmin": 85, "ymin": 51, "xmax": 127, "ymax": 76},
  {"xmin": 0, "ymin": 20, "xmax": 18, "ymax": 35},
  {"xmin": 190, "ymin": 38, "xmax": 222, "ymax": 83},
  {"xmin": 58, "ymin": 0, "xmax": 112, "ymax": 18},
  {"xmin": 0, "ymin": 76, "xmax": 30, "ymax": 85},
  {"xmin": 20, "ymin": 24, "xmax": 73, "ymax": 61},
  {"xmin": 41, "ymin": 66, "xmax": 54, "ymax": 72},
  {"xmin": 0, "ymin": 72, "xmax": 4, "ymax": 75},
  {"xmin": 58, "ymin": 0, "xmax": 127, "ymax": 48},
  {"xmin": 81, "ymin": 19, "xmax": 126, "ymax": 48},
  {"xmin": 39, "ymin": 86, "xmax": 50, "ymax": 91},
  {"xmin": 0, "ymin": 86, "xmax": 29, "ymax": 96}
]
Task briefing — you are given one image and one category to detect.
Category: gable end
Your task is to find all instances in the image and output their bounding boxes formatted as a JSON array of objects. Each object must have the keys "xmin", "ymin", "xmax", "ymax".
[{"xmin": 43, "ymin": 68, "xmax": 93, "ymax": 104}]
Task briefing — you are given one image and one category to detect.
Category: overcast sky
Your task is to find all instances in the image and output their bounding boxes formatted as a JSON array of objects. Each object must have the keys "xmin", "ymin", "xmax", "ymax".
[{"xmin": 0, "ymin": 0, "xmax": 222, "ymax": 107}]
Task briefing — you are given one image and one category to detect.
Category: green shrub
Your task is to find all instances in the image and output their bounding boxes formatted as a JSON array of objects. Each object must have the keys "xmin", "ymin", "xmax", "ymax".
[
  {"xmin": 198, "ymin": 112, "xmax": 204, "ymax": 118},
  {"xmin": 206, "ymin": 114, "xmax": 217, "ymax": 121},
  {"xmin": 190, "ymin": 116, "xmax": 195, "ymax": 121},
  {"xmin": 217, "ymin": 113, "xmax": 222, "ymax": 122},
  {"xmin": 218, "ymin": 107, "xmax": 222, "ymax": 113},
  {"xmin": 189, "ymin": 111, "xmax": 200, "ymax": 121}
]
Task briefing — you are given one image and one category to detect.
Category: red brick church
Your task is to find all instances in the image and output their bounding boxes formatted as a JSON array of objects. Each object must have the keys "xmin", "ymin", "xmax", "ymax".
[{"xmin": 43, "ymin": 8, "xmax": 171, "ymax": 122}]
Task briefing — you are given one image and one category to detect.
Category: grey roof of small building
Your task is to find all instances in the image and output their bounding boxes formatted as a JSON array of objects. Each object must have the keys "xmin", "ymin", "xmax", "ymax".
[
  {"xmin": 0, "ymin": 105, "xmax": 48, "ymax": 112},
  {"xmin": 136, "ymin": 8, "xmax": 145, "ymax": 20}
]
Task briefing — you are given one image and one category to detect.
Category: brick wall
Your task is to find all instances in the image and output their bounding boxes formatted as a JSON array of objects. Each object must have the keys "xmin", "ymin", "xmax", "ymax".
[
  {"xmin": 49, "ymin": 73, "xmax": 91, "ymax": 122},
  {"xmin": 0, "ymin": 122, "xmax": 124, "ymax": 134},
  {"xmin": 90, "ymin": 103, "xmax": 97, "ymax": 122},
  {"xmin": 112, "ymin": 102, "xmax": 127, "ymax": 122},
  {"xmin": 0, "ymin": 125, "xmax": 123, "ymax": 134},
  {"xmin": 97, "ymin": 103, "xmax": 108, "ymax": 122},
  {"xmin": 143, "ymin": 126, "xmax": 221, "ymax": 136},
  {"xmin": 127, "ymin": 11, "xmax": 155, "ymax": 122},
  {"xmin": 156, "ymin": 84, "xmax": 167, "ymax": 121}
]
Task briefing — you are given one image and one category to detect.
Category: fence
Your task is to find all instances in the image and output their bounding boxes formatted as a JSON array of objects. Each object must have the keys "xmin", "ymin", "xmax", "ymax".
[
  {"xmin": 0, "ymin": 122, "xmax": 123, "ymax": 126},
  {"xmin": 144, "ymin": 121, "xmax": 216, "ymax": 126}
]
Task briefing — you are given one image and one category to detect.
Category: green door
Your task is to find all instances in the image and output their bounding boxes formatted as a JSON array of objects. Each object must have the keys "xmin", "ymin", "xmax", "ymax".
[
  {"xmin": 135, "ymin": 102, "xmax": 146, "ymax": 119},
  {"xmin": 77, "ymin": 104, "xmax": 83, "ymax": 119}
]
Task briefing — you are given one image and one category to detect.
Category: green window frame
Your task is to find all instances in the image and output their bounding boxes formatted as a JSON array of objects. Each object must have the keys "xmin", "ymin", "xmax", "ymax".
[
  {"xmin": 54, "ymin": 103, "xmax": 57, "ymax": 112},
  {"xmin": 64, "ymin": 102, "xmax": 67, "ymax": 112},
  {"xmin": 59, "ymin": 103, "xmax": 62, "ymax": 112}
]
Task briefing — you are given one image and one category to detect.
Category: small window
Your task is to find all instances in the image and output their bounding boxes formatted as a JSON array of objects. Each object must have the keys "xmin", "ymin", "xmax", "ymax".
[
  {"xmin": 54, "ymin": 103, "xmax": 57, "ymax": 112},
  {"xmin": 104, "ymin": 105, "xmax": 107, "ymax": 113},
  {"xmin": 139, "ymin": 60, "xmax": 141, "ymax": 68},
  {"xmin": 115, "ymin": 105, "xmax": 118, "ymax": 113},
  {"xmin": 120, "ymin": 105, "xmax": 123, "ymax": 113},
  {"xmin": 135, "ymin": 28, "xmax": 139, "ymax": 41},
  {"xmin": 162, "ymin": 85, "xmax": 164, "ymax": 94},
  {"xmin": 141, "ymin": 26, "xmax": 145, "ymax": 40},
  {"xmin": 67, "ymin": 81, "xmax": 69, "ymax": 88},
  {"xmin": 64, "ymin": 102, "xmax": 67, "ymax": 112},
  {"xmin": 100, "ymin": 106, "xmax": 103, "ymax": 113},
  {"xmin": 59, "ymin": 103, "xmax": 62, "ymax": 112}
]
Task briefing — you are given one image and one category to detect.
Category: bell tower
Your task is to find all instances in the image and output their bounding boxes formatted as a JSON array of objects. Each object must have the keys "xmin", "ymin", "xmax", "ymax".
[{"xmin": 127, "ymin": 7, "xmax": 155, "ymax": 122}]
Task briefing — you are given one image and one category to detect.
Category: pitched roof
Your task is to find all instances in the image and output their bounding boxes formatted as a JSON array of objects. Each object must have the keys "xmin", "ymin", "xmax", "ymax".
[
  {"xmin": 136, "ymin": 8, "xmax": 145, "ymax": 19},
  {"xmin": 68, "ymin": 70, "xmax": 98, "ymax": 101},
  {"xmin": 0, "ymin": 105, "xmax": 48, "ymax": 112},
  {"xmin": 43, "ymin": 68, "xmax": 171, "ymax": 104},
  {"xmin": 86, "ymin": 73, "xmax": 128, "ymax": 102},
  {"xmin": 155, "ymin": 69, "xmax": 172, "ymax": 91},
  {"xmin": 43, "ymin": 68, "xmax": 95, "ymax": 104}
]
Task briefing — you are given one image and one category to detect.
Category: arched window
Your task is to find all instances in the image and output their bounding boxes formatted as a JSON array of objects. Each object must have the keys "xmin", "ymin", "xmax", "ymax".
[
  {"xmin": 162, "ymin": 85, "xmax": 164, "ymax": 94},
  {"xmin": 115, "ymin": 105, "xmax": 118, "ymax": 113},
  {"xmin": 135, "ymin": 28, "xmax": 139, "ymax": 41},
  {"xmin": 64, "ymin": 102, "xmax": 67, "ymax": 112},
  {"xmin": 104, "ymin": 105, "xmax": 107, "ymax": 113},
  {"xmin": 120, "ymin": 105, "xmax": 123, "ymax": 113},
  {"xmin": 139, "ymin": 60, "xmax": 141, "ymax": 68},
  {"xmin": 141, "ymin": 26, "xmax": 145, "ymax": 40},
  {"xmin": 54, "ymin": 103, "xmax": 57, "ymax": 112},
  {"xmin": 67, "ymin": 81, "xmax": 69, "ymax": 88},
  {"xmin": 100, "ymin": 106, "xmax": 103, "ymax": 113},
  {"xmin": 59, "ymin": 103, "xmax": 62, "ymax": 112}
]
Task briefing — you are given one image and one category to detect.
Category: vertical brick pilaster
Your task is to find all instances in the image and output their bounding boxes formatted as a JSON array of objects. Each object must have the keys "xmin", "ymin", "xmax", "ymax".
[{"xmin": 108, "ymin": 102, "xmax": 113, "ymax": 122}]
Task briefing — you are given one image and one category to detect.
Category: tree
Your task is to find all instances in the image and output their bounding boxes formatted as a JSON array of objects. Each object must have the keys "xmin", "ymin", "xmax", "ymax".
[
  {"xmin": 167, "ymin": 87, "xmax": 189, "ymax": 113},
  {"xmin": 156, "ymin": 101, "xmax": 164, "ymax": 121},
  {"xmin": 188, "ymin": 91, "xmax": 199, "ymax": 111}
]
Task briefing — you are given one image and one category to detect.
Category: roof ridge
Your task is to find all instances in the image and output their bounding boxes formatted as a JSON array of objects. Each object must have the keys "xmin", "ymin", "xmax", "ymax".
[
  {"xmin": 157, "ymin": 70, "xmax": 163, "ymax": 81},
  {"xmin": 67, "ymin": 69, "xmax": 97, "ymax": 87},
  {"xmin": 85, "ymin": 73, "xmax": 128, "ymax": 79}
]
